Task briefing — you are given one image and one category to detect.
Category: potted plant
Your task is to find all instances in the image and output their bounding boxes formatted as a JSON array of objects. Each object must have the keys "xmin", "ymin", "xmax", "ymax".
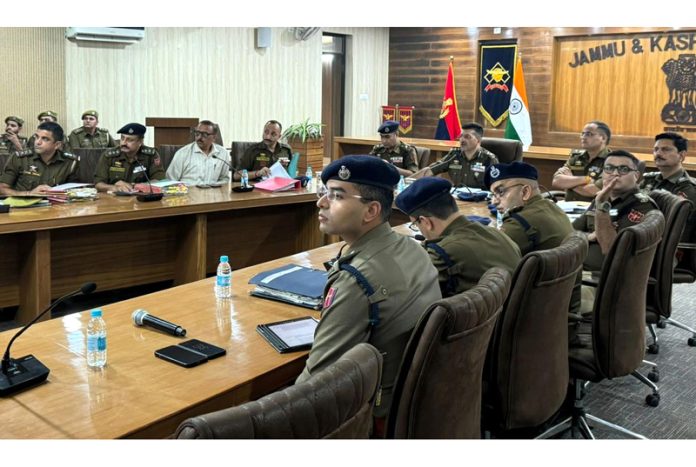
[{"xmin": 282, "ymin": 119, "xmax": 324, "ymax": 174}]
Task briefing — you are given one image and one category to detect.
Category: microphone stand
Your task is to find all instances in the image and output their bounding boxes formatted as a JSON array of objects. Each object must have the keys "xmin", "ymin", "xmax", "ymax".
[
  {"xmin": 134, "ymin": 159, "xmax": 163, "ymax": 202},
  {"xmin": 213, "ymin": 155, "xmax": 253, "ymax": 193},
  {"xmin": 1, "ymin": 282, "xmax": 97, "ymax": 396}
]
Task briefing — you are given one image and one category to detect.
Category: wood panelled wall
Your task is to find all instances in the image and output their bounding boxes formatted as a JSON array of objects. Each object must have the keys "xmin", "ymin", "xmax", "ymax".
[
  {"xmin": 388, "ymin": 27, "xmax": 696, "ymax": 154},
  {"xmin": 0, "ymin": 28, "xmax": 66, "ymax": 138}
]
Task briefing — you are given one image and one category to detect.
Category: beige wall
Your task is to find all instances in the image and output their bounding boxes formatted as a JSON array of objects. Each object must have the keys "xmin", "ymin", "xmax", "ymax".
[
  {"xmin": 63, "ymin": 27, "xmax": 389, "ymax": 146},
  {"xmin": 0, "ymin": 28, "xmax": 66, "ymax": 138}
]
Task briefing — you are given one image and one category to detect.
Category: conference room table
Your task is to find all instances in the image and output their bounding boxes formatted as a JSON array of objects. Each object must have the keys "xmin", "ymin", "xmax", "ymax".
[
  {"xmin": 0, "ymin": 199, "xmax": 492, "ymax": 439},
  {"xmin": 0, "ymin": 184, "xmax": 323, "ymax": 326}
]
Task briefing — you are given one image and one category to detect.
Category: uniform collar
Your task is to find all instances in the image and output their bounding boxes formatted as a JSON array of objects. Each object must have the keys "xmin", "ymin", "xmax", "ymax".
[
  {"xmin": 345, "ymin": 222, "xmax": 393, "ymax": 255},
  {"xmin": 662, "ymin": 168, "xmax": 687, "ymax": 184},
  {"xmin": 439, "ymin": 215, "xmax": 474, "ymax": 238},
  {"xmin": 611, "ymin": 187, "xmax": 639, "ymax": 205}
]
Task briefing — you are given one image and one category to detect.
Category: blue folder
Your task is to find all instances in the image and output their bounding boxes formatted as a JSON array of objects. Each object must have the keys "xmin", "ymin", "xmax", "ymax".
[{"xmin": 249, "ymin": 264, "xmax": 328, "ymax": 310}]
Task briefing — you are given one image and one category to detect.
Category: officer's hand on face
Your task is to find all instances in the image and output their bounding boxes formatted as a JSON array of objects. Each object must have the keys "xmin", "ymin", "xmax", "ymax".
[
  {"xmin": 594, "ymin": 177, "xmax": 617, "ymax": 204},
  {"xmin": 29, "ymin": 184, "xmax": 52, "ymax": 195},
  {"xmin": 6, "ymin": 133, "xmax": 22, "ymax": 150},
  {"xmin": 114, "ymin": 180, "xmax": 134, "ymax": 192}
]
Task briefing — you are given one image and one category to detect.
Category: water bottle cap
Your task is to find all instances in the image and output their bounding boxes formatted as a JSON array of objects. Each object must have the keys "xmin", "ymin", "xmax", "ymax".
[
  {"xmin": 90, "ymin": 309, "xmax": 102, "ymax": 318},
  {"xmin": 220, "ymin": 255, "xmax": 229, "ymax": 263}
]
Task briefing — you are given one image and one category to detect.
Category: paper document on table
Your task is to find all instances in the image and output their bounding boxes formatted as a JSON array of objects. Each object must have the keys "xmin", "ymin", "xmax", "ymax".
[
  {"xmin": 269, "ymin": 160, "xmax": 291, "ymax": 179},
  {"xmin": 50, "ymin": 183, "xmax": 93, "ymax": 191}
]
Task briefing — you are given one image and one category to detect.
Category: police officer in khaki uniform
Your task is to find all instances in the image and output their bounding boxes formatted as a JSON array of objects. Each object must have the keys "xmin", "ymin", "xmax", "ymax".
[
  {"xmin": 486, "ymin": 161, "xmax": 575, "ymax": 256},
  {"xmin": 395, "ymin": 176, "xmax": 520, "ymax": 297},
  {"xmin": 67, "ymin": 110, "xmax": 117, "ymax": 150},
  {"xmin": 369, "ymin": 120, "xmax": 418, "ymax": 176},
  {"xmin": 641, "ymin": 132, "xmax": 696, "ymax": 244},
  {"xmin": 26, "ymin": 111, "xmax": 69, "ymax": 150},
  {"xmin": 0, "ymin": 122, "xmax": 79, "ymax": 196},
  {"xmin": 94, "ymin": 123, "xmax": 165, "ymax": 192},
  {"xmin": 552, "ymin": 120, "xmax": 612, "ymax": 202},
  {"xmin": 296, "ymin": 155, "xmax": 441, "ymax": 434},
  {"xmin": 418, "ymin": 122, "xmax": 498, "ymax": 189},
  {"xmin": 236, "ymin": 120, "xmax": 293, "ymax": 181},
  {"xmin": 573, "ymin": 150, "xmax": 658, "ymax": 272},
  {"xmin": 1, "ymin": 116, "xmax": 28, "ymax": 162}
]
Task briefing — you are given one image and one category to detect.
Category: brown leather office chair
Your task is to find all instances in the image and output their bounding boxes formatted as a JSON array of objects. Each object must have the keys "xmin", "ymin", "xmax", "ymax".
[
  {"xmin": 173, "ymin": 342, "xmax": 382, "ymax": 439},
  {"xmin": 538, "ymin": 210, "xmax": 664, "ymax": 439},
  {"xmin": 157, "ymin": 145, "xmax": 184, "ymax": 173},
  {"xmin": 71, "ymin": 148, "xmax": 105, "ymax": 184},
  {"xmin": 483, "ymin": 231, "xmax": 588, "ymax": 437},
  {"xmin": 414, "ymin": 146, "xmax": 431, "ymax": 169},
  {"xmin": 386, "ymin": 267, "xmax": 511, "ymax": 439},
  {"xmin": 481, "ymin": 137, "xmax": 523, "ymax": 164},
  {"xmin": 230, "ymin": 141, "xmax": 257, "ymax": 168}
]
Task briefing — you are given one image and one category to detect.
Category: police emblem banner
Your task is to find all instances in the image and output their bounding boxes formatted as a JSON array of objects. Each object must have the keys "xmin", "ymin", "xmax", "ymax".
[
  {"xmin": 398, "ymin": 106, "xmax": 415, "ymax": 134},
  {"xmin": 479, "ymin": 43, "xmax": 517, "ymax": 127},
  {"xmin": 381, "ymin": 105, "xmax": 397, "ymax": 123}
]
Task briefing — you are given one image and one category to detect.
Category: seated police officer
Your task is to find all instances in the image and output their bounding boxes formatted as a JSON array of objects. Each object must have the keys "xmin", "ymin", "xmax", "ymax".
[
  {"xmin": 1, "ymin": 116, "xmax": 27, "ymax": 160},
  {"xmin": 296, "ymin": 155, "xmax": 441, "ymax": 435},
  {"xmin": 94, "ymin": 123, "xmax": 165, "ymax": 193},
  {"xmin": 486, "ymin": 161, "xmax": 574, "ymax": 256},
  {"xmin": 0, "ymin": 122, "xmax": 79, "ymax": 196},
  {"xmin": 235, "ymin": 120, "xmax": 293, "ymax": 181},
  {"xmin": 573, "ymin": 150, "xmax": 657, "ymax": 272},
  {"xmin": 369, "ymin": 120, "xmax": 418, "ymax": 177},
  {"xmin": 416, "ymin": 122, "xmax": 498, "ymax": 189},
  {"xmin": 395, "ymin": 177, "xmax": 520, "ymax": 297}
]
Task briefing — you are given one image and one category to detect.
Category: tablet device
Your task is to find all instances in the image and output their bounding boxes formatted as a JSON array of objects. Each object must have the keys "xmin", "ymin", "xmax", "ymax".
[
  {"xmin": 257, "ymin": 316, "xmax": 319, "ymax": 353},
  {"xmin": 155, "ymin": 345, "xmax": 208, "ymax": 368},
  {"xmin": 178, "ymin": 339, "xmax": 226, "ymax": 360}
]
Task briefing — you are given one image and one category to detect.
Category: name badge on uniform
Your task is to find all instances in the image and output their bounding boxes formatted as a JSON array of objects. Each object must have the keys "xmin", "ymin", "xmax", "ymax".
[
  {"xmin": 450, "ymin": 163, "xmax": 462, "ymax": 170},
  {"xmin": 610, "ymin": 209, "xmax": 618, "ymax": 217},
  {"xmin": 574, "ymin": 161, "xmax": 583, "ymax": 166},
  {"xmin": 133, "ymin": 165, "xmax": 146, "ymax": 174},
  {"xmin": 391, "ymin": 156, "xmax": 403, "ymax": 164},
  {"xmin": 472, "ymin": 162, "xmax": 486, "ymax": 173}
]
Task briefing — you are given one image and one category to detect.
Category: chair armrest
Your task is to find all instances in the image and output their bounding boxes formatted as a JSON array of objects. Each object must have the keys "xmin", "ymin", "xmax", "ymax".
[{"xmin": 678, "ymin": 242, "xmax": 696, "ymax": 250}]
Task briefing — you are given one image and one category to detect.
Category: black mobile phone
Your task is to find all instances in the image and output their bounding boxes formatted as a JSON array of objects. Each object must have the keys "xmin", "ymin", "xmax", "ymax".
[
  {"xmin": 178, "ymin": 339, "xmax": 227, "ymax": 360},
  {"xmin": 154, "ymin": 345, "xmax": 208, "ymax": 368}
]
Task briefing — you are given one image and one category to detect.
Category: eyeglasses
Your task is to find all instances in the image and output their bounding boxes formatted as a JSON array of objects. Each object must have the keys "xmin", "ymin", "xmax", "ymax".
[
  {"xmin": 408, "ymin": 217, "xmax": 423, "ymax": 232},
  {"xmin": 194, "ymin": 130, "xmax": 214, "ymax": 138},
  {"xmin": 603, "ymin": 164, "xmax": 637, "ymax": 175},
  {"xmin": 581, "ymin": 131, "xmax": 598, "ymax": 137},
  {"xmin": 491, "ymin": 183, "xmax": 524, "ymax": 199},
  {"xmin": 317, "ymin": 185, "xmax": 366, "ymax": 202}
]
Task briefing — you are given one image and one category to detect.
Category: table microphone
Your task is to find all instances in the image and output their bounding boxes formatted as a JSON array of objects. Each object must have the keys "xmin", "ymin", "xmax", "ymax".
[
  {"xmin": 1, "ymin": 282, "xmax": 97, "ymax": 396},
  {"xmin": 132, "ymin": 309, "xmax": 186, "ymax": 337},
  {"xmin": 214, "ymin": 154, "xmax": 253, "ymax": 193},
  {"xmin": 134, "ymin": 160, "xmax": 163, "ymax": 202}
]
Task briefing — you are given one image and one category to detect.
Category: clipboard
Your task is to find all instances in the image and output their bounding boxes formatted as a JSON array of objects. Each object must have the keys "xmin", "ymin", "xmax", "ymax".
[{"xmin": 256, "ymin": 316, "xmax": 319, "ymax": 353}]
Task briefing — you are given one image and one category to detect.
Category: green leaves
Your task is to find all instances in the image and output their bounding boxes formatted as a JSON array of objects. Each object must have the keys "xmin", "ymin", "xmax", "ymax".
[{"xmin": 282, "ymin": 118, "xmax": 324, "ymax": 143}]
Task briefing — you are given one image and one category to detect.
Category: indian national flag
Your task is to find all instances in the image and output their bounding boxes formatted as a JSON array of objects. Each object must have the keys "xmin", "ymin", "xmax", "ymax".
[{"xmin": 504, "ymin": 56, "xmax": 532, "ymax": 150}]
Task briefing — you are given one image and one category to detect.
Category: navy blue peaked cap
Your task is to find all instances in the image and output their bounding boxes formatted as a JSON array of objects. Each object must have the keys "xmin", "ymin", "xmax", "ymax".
[
  {"xmin": 395, "ymin": 177, "xmax": 452, "ymax": 214},
  {"xmin": 321, "ymin": 155, "xmax": 400, "ymax": 190},
  {"xmin": 484, "ymin": 161, "xmax": 538, "ymax": 190}
]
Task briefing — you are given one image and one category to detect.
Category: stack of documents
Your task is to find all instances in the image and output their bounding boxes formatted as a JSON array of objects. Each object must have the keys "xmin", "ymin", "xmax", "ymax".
[
  {"xmin": 47, "ymin": 183, "xmax": 98, "ymax": 203},
  {"xmin": 249, "ymin": 264, "xmax": 328, "ymax": 310},
  {"xmin": 1, "ymin": 196, "xmax": 50, "ymax": 208}
]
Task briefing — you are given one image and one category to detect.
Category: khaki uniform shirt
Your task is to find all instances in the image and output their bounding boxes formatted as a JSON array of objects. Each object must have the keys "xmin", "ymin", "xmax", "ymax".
[
  {"xmin": 67, "ymin": 127, "xmax": 117, "ymax": 150},
  {"xmin": 557, "ymin": 147, "xmax": 610, "ymax": 202},
  {"xmin": 641, "ymin": 169, "xmax": 696, "ymax": 242},
  {"xmin": 0, "ymin": 149, "xmax": 79, "ymax": 191},
  {"xmin": 369, "ymin": 141, "xmax": 419, "ymax": 172},
  {"xmin": 573, "ymin": 188, "xmax": 658, "ymax": 271},
  {"xmin": 426, "ymin": 215, "xmax": 521, "ymax": 297},
  {"xmin": 238, "ymin": 141, "xmax": 293, "ymax": 176},
  {"xmin": 0, "ymin": 134, "xmax": 28, "ymax": 161},
  {"xmin": 296, "ymin": 223, "xmax": 441, "ymax": 418},
  {"xmin": 430, "ymin": 146, "xmax": 498, "ymax": 189},
  {"xmin": 93, "ymin": 146, "xmax": 165, "ymax": 185}
]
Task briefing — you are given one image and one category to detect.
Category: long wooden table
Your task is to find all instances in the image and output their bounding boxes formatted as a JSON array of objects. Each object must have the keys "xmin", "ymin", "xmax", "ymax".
[
  {"xmin": 0, "ymin": 186, "xmax": 323, "ymax": 325},
  {"xmin": 333, "ymin": 136, "xmax": 696, "ymax": 188}
]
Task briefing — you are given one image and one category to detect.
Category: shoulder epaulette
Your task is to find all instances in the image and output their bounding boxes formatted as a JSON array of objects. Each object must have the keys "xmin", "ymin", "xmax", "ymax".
[
  {"xmin": 279, "ymin": 142, "xmax": 292, "ymax": 151},
  {"xmin": 97, "ymin": 128, "xmax": 110, "ymax": 134},
  {"xmin": 635, "ymin": 192, "xmax": 652, "ymax": 203},
  {"xmin": 72, "ymin": 128, "xmax": 85, "ymax": 135},
  {"xmin": 16, "ymin": 149, "xmax": 33, "ymax": 157},
  {"xmin": 482, "ymin": 147, "xmax": 497, "ymax": 160},
  {"xmin": 678, "ymin": 174, "xmax": 696, "ymax": 185},
  {"xmin": 372, "ymin": 144, "xmax": 385, "ymax": 153},
  {"xmin": 643, "ymin": 171, "xmax": 660, "ymax": 178},
  {"xmin": 141, "ymin": 146, "xmax": 155, "ymax": 155},
  {"xmin": 570, "ymin": 149, "xmax": 584, "ymax": 156},
  {"xmin": 62, "ymin": 151, "xmax": 78, "ymax": 161},
  {"xmin": 104, "ymin": 148, "xmax": 121, "ymax": 157}
]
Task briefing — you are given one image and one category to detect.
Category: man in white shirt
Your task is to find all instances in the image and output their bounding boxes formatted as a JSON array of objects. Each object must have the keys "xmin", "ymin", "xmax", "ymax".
[{"xmin": 166, "ymin": 120, "xmax": 231, "ymax": 184}]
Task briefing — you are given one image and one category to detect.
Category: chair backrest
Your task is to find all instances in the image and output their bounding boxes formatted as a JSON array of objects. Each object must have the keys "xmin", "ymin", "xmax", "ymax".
[
  {"xmin": 481, "ymin": 137, "xmax": 523, "ymax": 164},
  {"xmin": 386, "ymin": 267, "xmax": 511, "ymax": 439},
  {"xmin": 647, "ymin": 190, "xmax": 691, "ymax": 319},
  {"xmin": 414, "ymin": 146, "xmax": 432, "ymax": 169},
  {"xmin": 71, "ymin": 148, "xmax": 105, "ymax": 184},
  {"xmin": 487, "ymin": 231, "xmax": 588, "ymax": 431},
  {"xmin": 157, "ymin": 145, "xmax": 184, "ymax": 172},
  {"xmin": 230, "ymin": 141, "xmax": 257, "ymax": 168},
  {"xmin": 592, "ymin": 210, "xmax": 664, "ymax": 378},
  {"xmin": 173, "ymin": 343, "xmax": 382, "ymax": 439}
]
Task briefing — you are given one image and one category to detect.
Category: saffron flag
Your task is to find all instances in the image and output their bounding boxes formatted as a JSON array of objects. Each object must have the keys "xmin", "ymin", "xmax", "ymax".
[
  {"xmin": 434, "ymin": 61, "xmax": 461, "ymax": 141},
  {"xmin": 504, "ymin": 56, "xmax": 532, "ymax": 150}
]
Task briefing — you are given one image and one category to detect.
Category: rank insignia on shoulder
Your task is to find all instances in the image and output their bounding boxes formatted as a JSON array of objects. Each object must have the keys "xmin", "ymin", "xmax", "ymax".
[
  {"xmin": 635, "ymin": 192, "xmax": 650, "ymax": 202},
  {"xmin": 141, "ymin": 147, "xmax": 155, "ymax": 155},
  {"xmin": 17, "ymin": 149, "xmax": 33, "ymax": 157},
  {"xmin": 628, "ymin": 209, "xmax": 644, "ymax": 223},
  {"xmin": 323, "ymin": 287, "xmax": 337, "ymax": 309}
]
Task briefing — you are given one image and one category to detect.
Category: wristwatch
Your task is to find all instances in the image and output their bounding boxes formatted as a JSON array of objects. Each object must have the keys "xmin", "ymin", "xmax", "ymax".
[{"xmin": 597, "ymin": 201, "xmax": 612, "ymax": 213}]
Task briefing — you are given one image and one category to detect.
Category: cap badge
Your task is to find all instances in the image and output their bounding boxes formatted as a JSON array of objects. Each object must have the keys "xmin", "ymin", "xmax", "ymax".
[
  {"xmin": 128, "ymin": 128, "xmax": 134, "ymax": 134},
  {"xmin": 338, "ymin": 165, "xmax": 351, "ymax": 180},
  {"xmin": 490, "ymin": 166, "xmax": 500, "ymax": 179}
]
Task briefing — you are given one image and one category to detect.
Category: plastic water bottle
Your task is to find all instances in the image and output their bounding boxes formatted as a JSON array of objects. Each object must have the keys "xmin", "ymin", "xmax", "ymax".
[
  {"xmin": 87, "ymin": 309, "xmax": 107, "ymax": 368},
  {"xmin": 397, "ymin": 175, "xmax": 406, "ymax": 194},
  {"xmin": 215, "ymin": 255, "xmax": 232, "ymax": 298},
  {"xmin": 496, "ymin": 211, "xmax": 504, "ymax": 230},
  {"xmin": 305, "ymin": 166, "xmax": 313, "ymax": 190},
  {"xmin": 241, "ymin": 169, "xmax": 249, "ymax": 188}
]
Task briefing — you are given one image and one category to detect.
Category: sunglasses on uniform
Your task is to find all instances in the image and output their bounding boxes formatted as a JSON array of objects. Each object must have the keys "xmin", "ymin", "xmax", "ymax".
[{"xmin": 602, "ymin": 164, "xmax": 637, "ymax": 175}]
